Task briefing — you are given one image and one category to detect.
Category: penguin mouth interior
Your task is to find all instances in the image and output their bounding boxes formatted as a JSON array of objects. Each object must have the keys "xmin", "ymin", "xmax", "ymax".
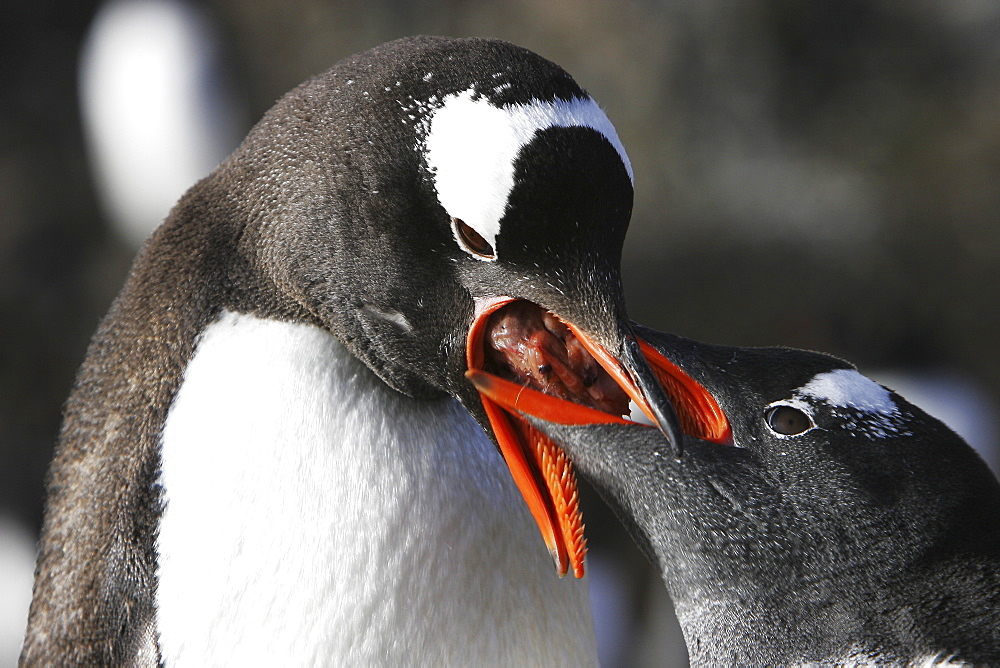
[
  {"xmin": 465, "ymin": 298, "xmax": 731, "ymax": 579},
  {"xmin": 483, "ymin": 301, "xmax": 633, "ymax": 418}
]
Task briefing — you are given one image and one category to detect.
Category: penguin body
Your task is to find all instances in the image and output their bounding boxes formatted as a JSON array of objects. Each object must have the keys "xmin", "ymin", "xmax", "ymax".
[
  {"xmin": 22, "ymin": 36, "xmax": 676, "ymax": 664},
  {"xmin": 525, "ymin": 327, "xmax": 1000, "ymax": 665},
  {"xmin": 154, "ymin": 312, "xmax": 592, "ymax": 664}
]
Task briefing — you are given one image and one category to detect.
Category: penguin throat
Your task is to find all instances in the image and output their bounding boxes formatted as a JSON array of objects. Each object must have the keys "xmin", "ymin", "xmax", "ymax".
[
  {"xmin": 464, "ymin": 298, "xmax": 629, "ymax": 579},
  {"xmin": 465, "ymin": 299, "xmax": 732, "ymax": 578}
]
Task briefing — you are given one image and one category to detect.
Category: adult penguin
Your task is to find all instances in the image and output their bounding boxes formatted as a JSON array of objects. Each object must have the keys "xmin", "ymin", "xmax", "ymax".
[
  {"xmin": 473, "ymin": 326, "xmax": 1000, "ymax": 665},
  {"xmin": 21, "ymin": 37, "xmax": 682, "ymax": 665}
]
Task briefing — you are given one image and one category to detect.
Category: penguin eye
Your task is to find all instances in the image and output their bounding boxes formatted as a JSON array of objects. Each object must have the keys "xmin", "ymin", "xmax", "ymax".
[
  {"xmin": 453, "ymin": 218, "xmax": 496, "ymax": 259},
  {"xmin": 765, "ymin": 405, "xmax": 814, "ymax": 436}
]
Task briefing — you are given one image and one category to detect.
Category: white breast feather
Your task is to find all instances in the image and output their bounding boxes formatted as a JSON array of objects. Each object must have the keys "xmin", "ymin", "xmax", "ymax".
[{"xmin": 155, "ymin": 310, "xmax": 596, "ymax": 666}]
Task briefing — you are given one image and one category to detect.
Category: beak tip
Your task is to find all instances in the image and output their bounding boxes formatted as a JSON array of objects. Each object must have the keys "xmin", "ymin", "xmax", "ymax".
[{"xmin": 550, "ymin": 550, "xmax": 580, "ymax": 579}]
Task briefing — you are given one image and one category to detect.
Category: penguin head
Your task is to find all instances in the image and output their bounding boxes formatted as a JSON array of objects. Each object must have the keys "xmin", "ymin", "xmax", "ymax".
[
  {"xmin": 226, "ymin": 37, "xmax": 631, "ymax": 396},
  {"xmin": 485, "ymin": 325, "xmax": 1000, "ymax": 655},
  {"xmin": 204, "ymin": 36, "xmax": 693, "ymax": 578},
  {"xmin": 661, "ymin": 331, "xmax": 998, "ymax": 547}
]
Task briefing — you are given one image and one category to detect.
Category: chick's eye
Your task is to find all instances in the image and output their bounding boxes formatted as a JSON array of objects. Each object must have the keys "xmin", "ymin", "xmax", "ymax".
[
  {"xmin": 766, "ymin": 405, "xmax": 813, "ymax": 436},
  {"xmin": 453, "ymin": 218, "xmax": 495, "ymax": 258}
]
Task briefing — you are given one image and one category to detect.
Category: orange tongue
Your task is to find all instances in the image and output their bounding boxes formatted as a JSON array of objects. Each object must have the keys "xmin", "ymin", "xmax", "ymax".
[
  {"xmin": 467, "ymin": 367, "xmax": 635, "ymax": 578},
  {"xmin": 474, "ymin": 386, "xmax": 582, "ymax": 577},
  {"xmin": 520, "ymin": 418, "xmax": 587, "ymax": 578}
]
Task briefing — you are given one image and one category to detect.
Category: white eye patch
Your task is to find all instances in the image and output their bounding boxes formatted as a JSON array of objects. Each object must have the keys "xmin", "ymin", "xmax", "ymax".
[
  {"xmin": 423, "ymin": 88, "xmax": 632, "ymax": 261},
  {"xmin": 792, "ymin": 368, "xmax": 911, "ymax": 439},
  {"xmin": 797, "ymin": 369, "xmax": 896, "ymax": 413}
]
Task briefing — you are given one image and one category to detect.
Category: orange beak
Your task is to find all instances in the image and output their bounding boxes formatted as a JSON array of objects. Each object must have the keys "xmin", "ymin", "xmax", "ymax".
[{"xmin": 465, "ymin": 298, "xmax": 730, "ymax": 578}]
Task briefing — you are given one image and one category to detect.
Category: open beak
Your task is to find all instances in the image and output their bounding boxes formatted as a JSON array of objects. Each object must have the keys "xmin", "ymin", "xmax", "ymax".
[{"xmin": 465, "ymin": 297, "xmax": 730, "ymax": 578}]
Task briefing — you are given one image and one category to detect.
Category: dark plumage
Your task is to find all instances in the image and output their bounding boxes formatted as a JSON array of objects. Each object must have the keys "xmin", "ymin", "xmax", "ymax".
[
  {"xmin": 22, "ymin": 36, "xmax": 677, "ymax": 664},
  {"xmin": 529, "ymin": 326, "xmax": 1000, "ymax": 665}
]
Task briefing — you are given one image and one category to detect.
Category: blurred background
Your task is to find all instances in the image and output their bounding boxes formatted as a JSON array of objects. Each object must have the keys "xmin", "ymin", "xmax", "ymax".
[{"xmin": 1, "ymin": 1, "xmax": 998, "ymax": 665}]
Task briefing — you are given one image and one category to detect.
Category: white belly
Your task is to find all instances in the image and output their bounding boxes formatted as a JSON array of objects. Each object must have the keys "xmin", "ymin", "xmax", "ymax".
[{"xmin": 155, "ymin": 310, "xmax": 596, "ymax": 666}]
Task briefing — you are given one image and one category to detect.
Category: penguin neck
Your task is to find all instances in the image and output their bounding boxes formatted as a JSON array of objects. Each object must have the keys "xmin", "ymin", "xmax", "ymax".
[
  {"xmin": 669, "ymin": 582, "xmax": 859, "ymax": 665},
  {"xmin": 673, "ymin": 577, "xmax": 993, "ymax": 666},
  {"xmin": 659, "ymin": 493, "xmax": 1000, "ymax": 666},
  {"xmin": 154, "ymin": 310, "xmax": 596, "ymax": 664}
]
